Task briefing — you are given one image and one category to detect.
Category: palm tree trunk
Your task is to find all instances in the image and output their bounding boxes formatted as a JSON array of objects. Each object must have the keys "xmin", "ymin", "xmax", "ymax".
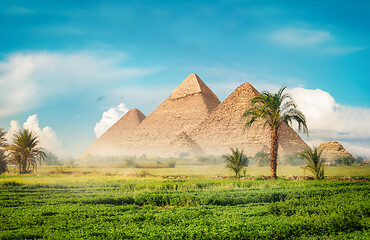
[{"xmin": 269, "ymin": 127, "xmax": 279, "ymax": 179}]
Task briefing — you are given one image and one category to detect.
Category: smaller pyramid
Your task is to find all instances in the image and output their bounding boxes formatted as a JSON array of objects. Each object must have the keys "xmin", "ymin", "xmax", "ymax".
[
  {"xmin": 169, "ymin": 132, "xmax": 205, "ymax": 156},
  {"xmin": 318, "ymin": 141, "xmax": 355, "ymax": 162},
  {"xmin": 81, "ymin": 108, "xmax": 146, "ymax": 157}
]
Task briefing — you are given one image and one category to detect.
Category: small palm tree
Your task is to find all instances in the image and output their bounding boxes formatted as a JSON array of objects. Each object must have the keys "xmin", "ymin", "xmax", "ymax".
[
  {"xmin": 300, "ymin": 147, "xmax": 325, "ymax": 180},
  {"xmin": 6, "ymin": 129, "xmax": 46, "ymax": 174},
  {"xmin": 223, "ymin": 148, "xmax": 249, "ymax": 179},
  {"xmin": 242, "ymin": 87, "xmax": 308, "ymax": 179}
]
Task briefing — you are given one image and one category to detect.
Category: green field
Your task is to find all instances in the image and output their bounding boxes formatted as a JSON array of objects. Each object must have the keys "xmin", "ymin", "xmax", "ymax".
[{"xmin": 1, "ymin": 165, "xmax": 369, "ymax": 239}]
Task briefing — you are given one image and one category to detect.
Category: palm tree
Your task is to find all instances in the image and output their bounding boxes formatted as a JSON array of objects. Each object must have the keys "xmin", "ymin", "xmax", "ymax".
[
  {"xmin": 0, "ymin": 128, "xmax": 8, "ymax": 174},
  {"xmin": 242, "ymin": 87, "xmax": 308, "ymax": 179},
  {"xmin": 300, "ymin": 147, "xmax": 325, "ymax": 180},
  {"xmin": 6, "ymin": 129, "xmax": 46, "ymax": 174},
  {"xmin": 223, "ymin": 148, "xmax": 249, "ymax": 179}
]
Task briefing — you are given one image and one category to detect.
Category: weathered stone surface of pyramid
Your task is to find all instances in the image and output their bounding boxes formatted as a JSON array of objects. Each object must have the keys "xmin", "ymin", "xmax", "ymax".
[
  {"xmin": 185, "ymin": 82, "xmax": 309, "ymax": 156},
  {"xmin": 121, "ymin": 74, "xmax": 220, "ymax": 156},
  {"xmin": 81, "ymin": 108, "xmax": 146, "ymax": 157},
  {"xmin": 318, "ymin": 141, "xmax": 355, "ymax": 162},
  {"xmin": 169, "ymin": 131, "xmax": 205, "ymax": 156}
]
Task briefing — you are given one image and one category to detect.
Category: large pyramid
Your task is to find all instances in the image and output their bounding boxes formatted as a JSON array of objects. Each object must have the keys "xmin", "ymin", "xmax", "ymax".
[
  {"xmin": 120, "ymin": 74, "xmax": 221, "ymax": 156},
  {"xmin": 81, "ymin": 74, "xmax": 310, "ymax": 159},
  {"xmin": 81, "ymin": 108, "xmax": 146, "ymax": 157},
  {"xmin": 182, "ymin": 82, "xmax": 309, "ymax": 156}
]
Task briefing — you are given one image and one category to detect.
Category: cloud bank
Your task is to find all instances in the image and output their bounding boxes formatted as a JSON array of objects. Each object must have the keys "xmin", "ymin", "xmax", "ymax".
[
  {"xmin": 0, "ymin": 51, "xmax": 161, "ymax": 117},
  {"xmin": 287, "ymin": 88, "xmax": 370, "ymax": 157},
  {"xmin": 94, "ymin": 103, "xmax": 129, "ymax": 138},
  {"xmin": 5, "ymin": 114, "xmax": 62, "ymax": 156}
]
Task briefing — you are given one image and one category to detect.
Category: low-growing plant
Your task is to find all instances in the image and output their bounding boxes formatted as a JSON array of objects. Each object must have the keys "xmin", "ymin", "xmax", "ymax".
[
  {"xmin": 334, "ymin": 156, "xmax": 356, "ymax": 166},
  {"xmin": 283, "ymin": 153, "xmax": 305, "ymax": 166},
  {"xmin": 167, "ymin": 158, "xmax": 177, "ymax": 168},
  {"xmin": 43, "ymin": 151, "xmax": 62, "ymax": 166},
  {"xmin": 197, "ymin": 156, "xmax": 209, "ymax": 165},
  {"xmin": 300, "ymin": 147, "xmax": 325, "ymax": 180},
  {"xmin": 254, "ymin": 150, "xmax": 270, "ymax": 167},
  {"xmin": 125, "ymin": 158, "xmax": 135, "ymax": 167},
  {"xmin": 223, "ymin": 148, "xmax": 249, "ymax": 179}
]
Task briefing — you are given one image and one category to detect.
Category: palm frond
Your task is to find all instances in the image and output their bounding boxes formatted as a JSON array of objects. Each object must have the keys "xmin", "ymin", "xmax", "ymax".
[
  {"xmin": 223, "ymin": 148, "xmax": 249, "ymax": 179},
  {"xmin": 300, "ymin": 147, "xmax": 325, "ymax": 180}
]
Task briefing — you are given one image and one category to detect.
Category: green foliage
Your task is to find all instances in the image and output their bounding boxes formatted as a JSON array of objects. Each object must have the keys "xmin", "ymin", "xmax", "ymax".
[
  {"xmin": 197, "ymin": 156, "xmax": 209, "ymax": 165},
  {"xmin": 0, "ymin": 179, "xmax": 368, "ymax": 239},
  {"xmin": 242, "ymin": 86, "xmax": 308, "ymax": 179},
  {"xmin": 355, "ymin": 156, "xmax": 365, "ymax": 165},
  {"xmin": 335, "ymin": 156, "xmax": 356, "ymax": 166},
  {"xmin": 224, "ymin": 148, "xmax": 249, "ymax": 179},
  {"xmin": 167, "ymin": 158, "xmax": 177, "ymax": 168},
  {"xmin": 43, "ymin": 151, "xmax": 62, "ymax": 166},
  {"xmin": 125, "ymin": 158, "xmax": 135, "ymax": 167},
  {"xmin": 6, "ymin": 129, "xmax": 46, "ymax": 174},
  {"xmin": 283, "ymin": 153, "xmax": 305, "ymax": 166},
  {"xmin": 254, "ymin": 150, "xmax": 270, "ymax": 166},
  {"xmin": 300, "ymin": 147, "xmax": 326, "ymax": 180}
]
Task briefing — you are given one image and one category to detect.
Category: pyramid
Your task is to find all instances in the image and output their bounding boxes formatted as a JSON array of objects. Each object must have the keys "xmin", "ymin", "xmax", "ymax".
[
  {"xmin": 169, "ymin": 131, "xmax": 205, "ymax": 156},
  {"xmin": 184, "ymin": 82, "xmax": 309, "ymax": 156},
  {"xmin": 318, "ymin": 141, "xmax": 355, "ymax": 162},
  {"xmin": 81, "ymin": 108, "xmax": 146, "ymax": 157},
  {"xmin": 120, "ymin": 74, "xmax": 220, "ymax": 156}
]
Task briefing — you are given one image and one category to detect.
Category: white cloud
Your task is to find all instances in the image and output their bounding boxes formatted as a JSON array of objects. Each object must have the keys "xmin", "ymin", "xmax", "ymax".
[
  {"xmin": 325, "ymin": 46, "xmax": 365, "ymax": 55},
  {"xmin": 5, "ymin": 114, "xmax": 62, "ymax": 156},
  {"xmin": 94, "ymin": 103, "xmax": 129, "ymax": 138},
  {"xmin": 6, "ymin": 6, "xmax": 35, "ymax": 15},
  {"xmin": 0, "ymin": 51, "xmax": 162, "ymax": 117},
  {"xmin": 270, "ymin": 28, "xmax": 331, "ymax": 46},
  {"xmin": 287, "ymin": 87, "xmax": 370, "ymax": 157}
]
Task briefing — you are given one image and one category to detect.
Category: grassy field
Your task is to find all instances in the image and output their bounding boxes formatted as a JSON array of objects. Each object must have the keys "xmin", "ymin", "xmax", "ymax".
[{"xmin": 0, "ymin": 165, "xmax": 369, "ymax": 239}]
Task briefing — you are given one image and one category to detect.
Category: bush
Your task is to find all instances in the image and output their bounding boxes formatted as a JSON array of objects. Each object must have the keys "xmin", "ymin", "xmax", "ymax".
[
  {"xmin": 354, "ymin": 156, "xmax": 364, "ymax": 165},
  {"xmin": 43, "ymin": 151, "xmax": 62, "ymax": 166},
  {"xmin": 197, "ymin": 156, "xmax": 209, "ymax": 165},
  {"xmin": 125, "ymin": 158, "xmax": 135, "ymax": 167},
  {"xmin": 224, "ymin": 148, "xmax": 249, "ymax": 179},
  {"xmin": 334, "ymin": 156, "xmax": 355, "ymax": 166},
  {"xmin": 167, "ymin": 158, "xmax": 177, "ymax": 168},
  {"xmin": 284, "ymin": 153, "xmax": 305, "ymax": 166},
  {"xmin": 254, "ymin": 151, "xmax": 270, "ymax": 167}
]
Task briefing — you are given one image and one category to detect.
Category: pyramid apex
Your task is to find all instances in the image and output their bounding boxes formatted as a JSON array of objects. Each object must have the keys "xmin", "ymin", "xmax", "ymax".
[
  {"xmin": 127, "ymin": 108, "xmax": 146, "ymax": 119},
  {"xmin": 170, "ymin": 74, "xmax": 219, "ymax": 100}
]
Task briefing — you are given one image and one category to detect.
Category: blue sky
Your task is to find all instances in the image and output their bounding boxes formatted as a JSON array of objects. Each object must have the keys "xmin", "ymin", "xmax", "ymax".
[{"xmin": 0, "ymin": 0, "xmax": 369, "ymax": 157}]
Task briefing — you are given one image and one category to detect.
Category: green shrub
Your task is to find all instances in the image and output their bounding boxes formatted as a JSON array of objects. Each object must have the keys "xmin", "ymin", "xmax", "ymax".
[
  {"xmin": 335, "ymin": 156, "xmax": 356, "ymax": 166},
  {"xmin": 125, "ymin": 158, "xmax": 135, "ymax": 167},
  {"xmin": 167, "ymin": 158, "xmax": 177, "ymax": 168},
  {"xmin": 254, "ymin": 150, "xmax": 270, "ymax": 167},
  {"xmin": 224, "ymin": 148, "xmax": 249, "ymax": 179}
]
